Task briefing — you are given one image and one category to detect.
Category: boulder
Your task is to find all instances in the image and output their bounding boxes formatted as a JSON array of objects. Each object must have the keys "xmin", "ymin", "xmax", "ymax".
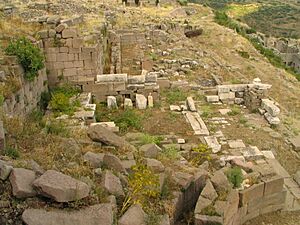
[
  {"xmin": 22, "ymin": 204, "xmax": 113, "ymax": 225},
  {"xmin": 9, "ymin": 168, "xmax": 36, "ymax": 198},
  {"xmin": 211, "ymin": 170, "xmax": 231, "ymax": 192},
  {"xmin": 119, "ymin": 204, "xmax": 146, "ymax": 225},
  {"xmin": 101, "ymin": 170, "xmax": 124, "ymax": 197},
  {"xmin": 194, "ymin": 196, "xmax": 212, "ymax": 214},
  {"xmin": 103, "ymin": 153, "xmax": 126, "ymax": 173},
  {"xmin": 136, "ymin": 94, "xmax": 147, "ymax": 110},
  {"xmin": 0, "ymin": 160, "xmax": 13, "ymax": 180},
  {"xmin": 290, "ymin": 135, "xmax": 300, "ymax": 152},
  {"xmin": 145, "ymin": 158, "xmax": 165, "ymax": 173},
  {"xmin": 140, "ymin": 143, "xmax": 161, "ymax": 158},
  {"xmin": 33, "ymin": 170, "xmax": 90, "ymax": 202},
  {"xmin": 88, "ymin": 125, "xmax": 134, "ymax": 150},
  {"xmin": 201, "ymin": 180, "xmax": 218, "ymax": 201},
  {"xmin": 83, "ymin": 152, "xmax": 104, "ymax": 168}
]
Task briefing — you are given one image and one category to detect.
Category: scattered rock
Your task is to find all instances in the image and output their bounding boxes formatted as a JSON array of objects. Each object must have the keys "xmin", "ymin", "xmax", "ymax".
[
  {"xmin": 101, "ymin": 170, "xmax": 124, "ymax": 197},
  {"xmin": 83, "ymin": 151, "xmax": 104, "ymax": 168},
  {"xmin": 9, "ymin": 168, "xmax": 36, "ymax": 198},
  {"xmin": 290, "ymin": 135, "xmax": 300, "ymax": 152},
  {"xmin": 201, "ymin": 179, "xmax": 218, "ymax": 201},
  {"xmin": 0, "ymin": 160, "xmax": 13, "ymax": 180},
  {"xmin": 88, "ymin": 125, "xmax": 134, "ymax": 150},
  {"xmin": 140, "ymin": 143, "xmax": 161, "ymax": 158},
  {"xmin": 119, "ymin": 204, "xmax": 146, "ymax": 225},
  {"xmin": 145, "ymin": 158, "xmax": 165, "ymax": 173},
  {"xmin": 194, "ymin": 196, "xmax": 212, "ymax": 214},
  {"xmin": 103, "ymin": 153, "xmax": 126, "ymax": 173},
  {"xmin": 22, "ymin": 204, "xmax": 113, "ymax": 225},
  {"xmin": 33, "ymin": 170, "xmax": 90, "ymax": 202},
  {"xmin": 211, "ymin": 170, "xmax": 231, "ymax": 192}
]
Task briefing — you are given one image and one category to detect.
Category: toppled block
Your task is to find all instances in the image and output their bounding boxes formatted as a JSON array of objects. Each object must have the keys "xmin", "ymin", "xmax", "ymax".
[
  {"xmin": 261, "ymin": 99, "xmax": 280, "ymax": 117},
  {"xmin": 186, "ymin": 97, "xmax": 197, "ymax": 112},
  {"xmin": 264, "ymin": 112, "xmax": 280, "ymax": 125}
]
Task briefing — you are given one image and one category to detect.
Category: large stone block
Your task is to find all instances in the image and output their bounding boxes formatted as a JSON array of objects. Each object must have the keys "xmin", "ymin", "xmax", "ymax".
[
  {"xmin": 239, "ymin": 182, "xmax": 264, "ymax": 206},
  {"xmin": 263, "ymin": 175, "xmax": 284, "ymax": 196}
]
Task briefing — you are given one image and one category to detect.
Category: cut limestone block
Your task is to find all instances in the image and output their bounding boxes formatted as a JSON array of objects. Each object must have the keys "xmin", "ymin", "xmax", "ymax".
[
  {"xmin": 204, "ymin": 136, "xmax": 221, "ymax": 153},
  {"xmin": 206, "ymin": 95, "xmax": 219, "ymax": 103}
]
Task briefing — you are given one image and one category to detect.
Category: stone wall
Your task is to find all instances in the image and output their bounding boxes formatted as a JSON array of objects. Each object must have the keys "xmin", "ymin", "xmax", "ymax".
[
  {"xmin": 194, "ymin": 174, "xmax": 286, "ymax": 225},
  {"xmin": 40, "ymin": 26, "xmax": 103, "ymax": 87},
  {"xmin": 109, "ymin": 30, "xmax": 146, "ymax": 75},
  {"xmin": 0, "ymin": 56, "xmax": 48, "ymax": 116}
]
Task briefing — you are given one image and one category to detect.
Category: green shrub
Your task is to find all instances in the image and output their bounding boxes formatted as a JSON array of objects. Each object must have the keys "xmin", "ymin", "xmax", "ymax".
[
  {"xmin": 4, "ymin": 147, "xmax": 20, "ymax": 159},
  {"xmin": 226, "ymin": 167, "xmax": 243, "ymax": 188},
  {"xmin": 49, "ymin": 84, "xmax": 81, "ymax": 115},
  {"xmin": 5, "ymin": 37, "xmax": 44, "ymax": 81},
  {"xmin": 114, "ymin": 109, "xmax": 142, "ymax": 132}
]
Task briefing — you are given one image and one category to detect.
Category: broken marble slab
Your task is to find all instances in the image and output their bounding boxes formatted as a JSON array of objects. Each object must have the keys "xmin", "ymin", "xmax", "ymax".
[
  {"xmin": 204, "ymin": 136, "xmax": 221, "ymax": 153},
  {"xmin": 242, "ymin": 146, "xmax": 264, "ymax": 160},
  {"xmin": 184, "ymin": 111, "xmax": 209, "ymax": 136}
]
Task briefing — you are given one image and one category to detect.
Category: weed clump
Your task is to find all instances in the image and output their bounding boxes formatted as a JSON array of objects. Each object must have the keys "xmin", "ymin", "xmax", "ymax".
[
  {"xmin": 49, "ymin": 84, "xmax": 81, "ymax": 115},
  {"xmin": 190, "ymin": 144, "xmax": 212, "ymax": 166},
  {"xmin": 226, "ymin": 167, "xmax": 243, "ymax": 188},
  {"xmin": 5, "ymin": 37, "xmax": 44, "ymax": 81},
  {"xmin": 139, "ymin": 134, "xmax": 163, "ymax": 145},
  {"xmin": 121, "ymin": 163, "xmax": 160, "ymax": 214},
  {"xmin": 162, "ymin": 88, "xmax": 187, "ymax": 104},
  {"xmin": 4, "ymin": 147, "xmax": 20, "ymax": 159}
]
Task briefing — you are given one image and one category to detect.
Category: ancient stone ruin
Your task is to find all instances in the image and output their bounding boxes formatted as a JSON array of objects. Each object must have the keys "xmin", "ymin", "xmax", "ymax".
[{"xmin": 0, "ymin": 0, "xmax": 300, "ymax": 225}]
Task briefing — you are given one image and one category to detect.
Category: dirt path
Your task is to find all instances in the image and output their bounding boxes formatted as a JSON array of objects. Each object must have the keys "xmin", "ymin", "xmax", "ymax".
[{"xmin": 247, "ymin": 211, "xmax": 300, "ymax": 225}]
